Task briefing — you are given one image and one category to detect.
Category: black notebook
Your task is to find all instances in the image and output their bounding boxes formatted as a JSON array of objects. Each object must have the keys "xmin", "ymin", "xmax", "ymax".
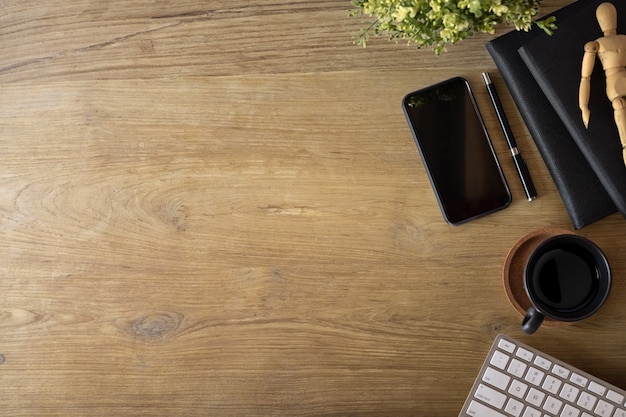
[
  {"xmin": 485, "ymin": 0, "xmax": 617, "ymax": 229},
  {"xmin": 519, "ymin": 0, "xmax": 626, "ymax": 220}
]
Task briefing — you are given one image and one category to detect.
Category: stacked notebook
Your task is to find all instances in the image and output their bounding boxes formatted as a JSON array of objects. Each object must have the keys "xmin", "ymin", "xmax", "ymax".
[{"xmin": 486, "ymin": 0, "xmax": 626, "ymax": 229}]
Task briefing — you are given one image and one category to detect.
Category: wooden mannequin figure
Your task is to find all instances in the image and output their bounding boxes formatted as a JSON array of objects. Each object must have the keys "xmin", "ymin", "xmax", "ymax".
[{"xmin": 579, "ymin": 2, "xmax": 626, "ymax": 166}]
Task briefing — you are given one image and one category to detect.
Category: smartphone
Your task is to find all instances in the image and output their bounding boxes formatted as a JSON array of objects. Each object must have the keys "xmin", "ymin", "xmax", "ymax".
[{"xmin": 402, "ymin": 77, "xmax": 511, "ymax": 225}]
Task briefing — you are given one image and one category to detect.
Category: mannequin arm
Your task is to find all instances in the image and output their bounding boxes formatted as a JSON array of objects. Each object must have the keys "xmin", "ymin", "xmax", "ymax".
[{"xmin": 579, "ymin": 41, "xmax": 599, "ymax": 128}]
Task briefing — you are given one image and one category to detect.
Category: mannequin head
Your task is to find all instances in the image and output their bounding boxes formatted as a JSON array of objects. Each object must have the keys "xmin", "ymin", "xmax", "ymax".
[{"xmin": 597, "ymin": 2, "xmax": 618, "ymax": 36}]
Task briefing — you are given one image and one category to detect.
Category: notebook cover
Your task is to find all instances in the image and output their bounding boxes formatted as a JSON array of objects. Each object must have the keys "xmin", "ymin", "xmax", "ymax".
[
  {"xmin": 485, "ymin": 0, "xmax": 616, "ymax": 229},
  {"xmin": 518, "ymin": 0, "xmax": 626, "ymax": 220}
]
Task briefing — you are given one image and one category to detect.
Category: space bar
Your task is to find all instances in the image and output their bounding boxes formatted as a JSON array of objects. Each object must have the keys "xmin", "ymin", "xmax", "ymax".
[{"xmin": 466, "ymin": 400, "xmax": 506, "ymax": 417}]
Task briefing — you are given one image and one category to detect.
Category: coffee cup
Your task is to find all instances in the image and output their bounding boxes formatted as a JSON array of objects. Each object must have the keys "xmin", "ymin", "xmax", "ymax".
[{"xmin": 521, "ymin": 234, "xmax": 611, "ymax": 335}]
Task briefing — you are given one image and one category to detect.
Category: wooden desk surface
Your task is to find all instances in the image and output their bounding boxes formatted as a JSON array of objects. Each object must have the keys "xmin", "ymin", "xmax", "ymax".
[{"xmin": 2, "ymin": 1, "xmax": 625, "ymax": 415}]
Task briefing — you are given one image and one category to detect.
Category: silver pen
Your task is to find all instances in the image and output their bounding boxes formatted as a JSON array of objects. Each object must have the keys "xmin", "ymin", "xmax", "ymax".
[{"xmin": 482, "ymin": 72, "xmax": 537, "ymax": 201}]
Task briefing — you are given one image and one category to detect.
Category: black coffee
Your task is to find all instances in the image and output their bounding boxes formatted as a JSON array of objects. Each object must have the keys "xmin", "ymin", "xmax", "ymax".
[{"xmin": 531, "ymin": 244, "xmax": 599, "ymax": 311}]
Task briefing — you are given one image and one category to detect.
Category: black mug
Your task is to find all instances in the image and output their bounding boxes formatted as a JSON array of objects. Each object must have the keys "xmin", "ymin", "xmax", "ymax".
[{"xmin": 522, "ymin": 234, "xmax": 611, "ymax": 335}]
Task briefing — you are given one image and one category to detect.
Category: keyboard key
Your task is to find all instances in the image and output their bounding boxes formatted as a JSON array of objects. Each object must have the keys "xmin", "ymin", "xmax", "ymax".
[
  {"xmin": 508, "ymin": 379, "xmax": 528, "ymax": 399},
  {"xmin": 498, "ymin": 339, "xmax": 516, "ymax": 353},
  {"xmin": 490, "ymin": 350, "xmax": 510, "ymax": 370},
  {"xmin": 543, "ymin": 396, "xmax": 563, "ymax": 415},
  {"xmin": 524, "ymin": 367, "xmax": 545, "ymax": 386},
  {"xmin": 569, "ymin": 372, "xmax": 588, "ymax": 387},
  {"xmin": 533, "ymin": 355, "xmax": 552, "ymax": 371},
  {"xmin": 553, "ymin": 364, "xmax": 570, "ymax": 379},
  {"xmin": 607, "ymin": 389, "xmax": 625, "ymax": 405},
  {"xmin": 576, "ymin": 392, "xmax": 597, "ymax": 411},
  {"xmin": 594, "ymin": 399, "xmax": 614, "ymax": 416},
  {"xmin": 589, "ymin": 381, "xmax": 607, "ymax": 396},
  {"xmin": 505, "ymin": 398, "xmax": 524, "ymax": 417},
  {"xmin": 516, "ymin": 347, "xmax": 534, "ymax": 362},
  {"xmin": 466, "ymin": 400, "xmax": 506, "ymax": 417},
  {"xmin": 526, "ymin": 387, "xmax": 545, "ymax": 407},
  {"xmin": 559, "ymin": 383, "xmax": 580, "ymax": 402},
  {"xmin": 483, "ymin": 367, "xmax": 511, "ymax": 390},
  {"xmin": 507, "ymin": 359, "xmax": 527, "ymax": 378},
  {"xmin": 543, "ymin": 375, "xmax": 562, "ymax": 395},
  {"xmin": 560, "ymin": 404, "xmax": 579, "ymax": 417},
  {"xmin": 522, "ymin": 406, "xmax": 541, "ymax": 417},
  {"xmin": 475, "ymin": 384, "xmax": 507, "ymax": 409}
]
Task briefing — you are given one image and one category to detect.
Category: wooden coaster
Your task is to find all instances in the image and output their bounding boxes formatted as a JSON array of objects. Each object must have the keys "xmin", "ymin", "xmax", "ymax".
[{"xmin": 502, "ymin": 227, "xmax": 576, "ymax": 327}]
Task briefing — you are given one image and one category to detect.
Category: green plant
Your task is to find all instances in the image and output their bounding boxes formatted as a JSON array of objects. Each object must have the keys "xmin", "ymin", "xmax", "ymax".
[{"xmin": 350, "ymin": 0, "xmax": 557, "ymax": 55}]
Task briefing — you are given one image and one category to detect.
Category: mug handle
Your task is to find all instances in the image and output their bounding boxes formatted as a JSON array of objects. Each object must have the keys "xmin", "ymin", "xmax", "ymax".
[{"xmin": 522, "ymin": 307, "xmax": 545, "ymax": 335}]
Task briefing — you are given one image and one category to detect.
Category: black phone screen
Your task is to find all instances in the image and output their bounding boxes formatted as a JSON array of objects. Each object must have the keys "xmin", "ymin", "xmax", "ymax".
[{"xmin": 402, "ymin": 77, "xmax": 511, "ymax": 225}]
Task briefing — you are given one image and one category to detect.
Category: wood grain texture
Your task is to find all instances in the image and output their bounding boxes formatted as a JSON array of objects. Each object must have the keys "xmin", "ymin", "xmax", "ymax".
[{"xmin": 2, "ymin": 1, "xmax": 626, "ymax": 416}]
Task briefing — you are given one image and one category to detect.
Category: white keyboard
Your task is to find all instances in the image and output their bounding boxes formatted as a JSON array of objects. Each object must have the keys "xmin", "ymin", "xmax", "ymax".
[{"xmin": 458, "ymin": 334, "xmax": 626, "ymax": 417}]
